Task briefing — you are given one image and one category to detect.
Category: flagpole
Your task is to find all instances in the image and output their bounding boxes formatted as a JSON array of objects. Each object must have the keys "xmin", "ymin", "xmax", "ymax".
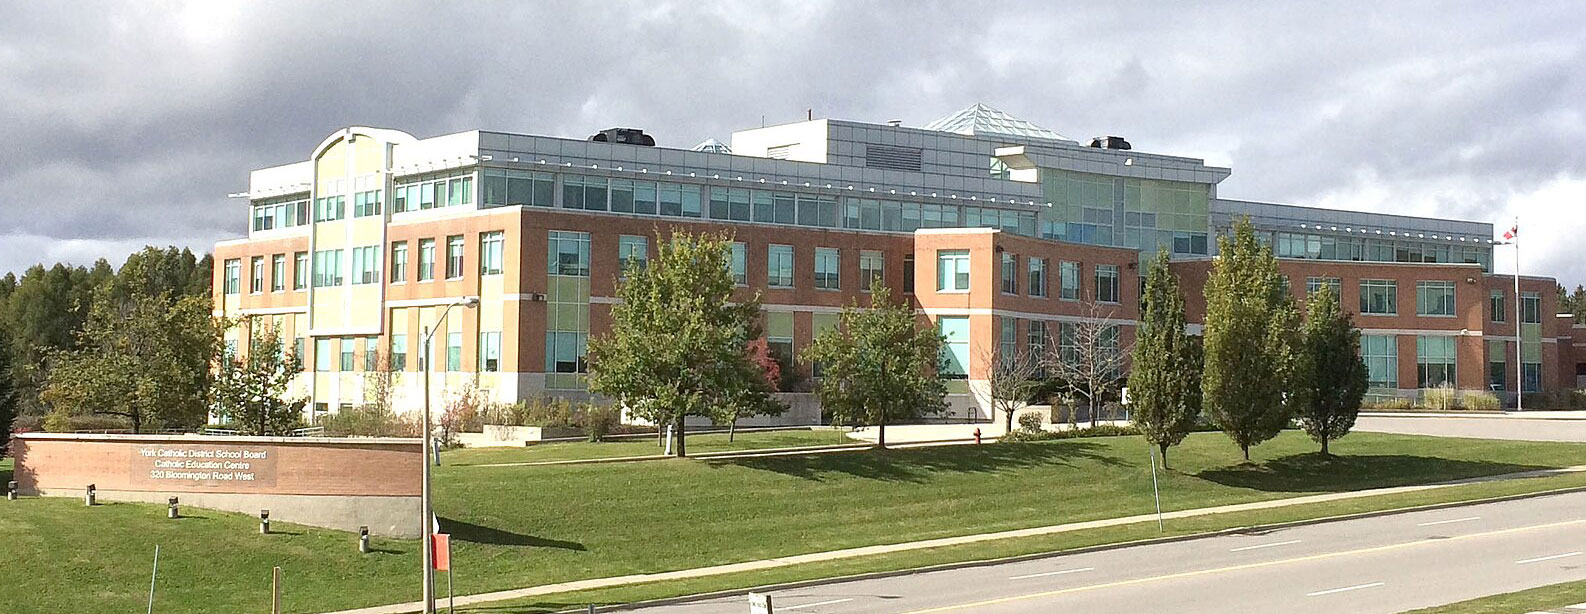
[{"xmin": 1513, "ymin": 217, "xmax": 1522, "ymax": 411}]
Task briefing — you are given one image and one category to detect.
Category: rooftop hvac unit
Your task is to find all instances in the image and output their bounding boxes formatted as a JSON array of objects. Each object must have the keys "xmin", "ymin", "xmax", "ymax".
[
  {"xmin": 1088, "ymin": 136, "xmax": 1132, "ymax": 150},
  {"xmin": 589, "ymin": 128, "xmax": 656, "ymax": 146}
]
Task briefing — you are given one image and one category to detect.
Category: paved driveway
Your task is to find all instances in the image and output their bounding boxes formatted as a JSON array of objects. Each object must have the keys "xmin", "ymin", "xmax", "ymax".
[{"xmin": 1355, "ymin": 415, "xmax": 1586, "ymax": 442}]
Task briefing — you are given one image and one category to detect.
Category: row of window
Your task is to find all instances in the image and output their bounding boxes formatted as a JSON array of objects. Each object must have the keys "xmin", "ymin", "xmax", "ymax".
[
  {"xmin": 393, "ymin": 172, "xmax": 474, "ymax": 213},
  {"xmin": 1361, "ymin": 334, "xmax": 1541, "ymax": 392},
  {"xmin": 941, "ymin": 251, "xmax": 1118, "ymax": 303},
  {"xmin": 942, "ymin": 315, "xmax": 1121, "ymax": 378},
  {"xmin": 1271, "ymin": 231, "xmax": 1494, "ymax": 272},
  {"xmin": 1349, "ymin": 278, "xmax": 1539, "ymax": 321},
  {"xmin": 304, "ymin": 331, "xmax": 502, "ymax": 373},
  {"xmin": 223, "ymin": 232, "xmax": 506, "ymax": 294},
  {"xmin": 251, "ymin": 197, "xmax": 309, "ymax": 232}
]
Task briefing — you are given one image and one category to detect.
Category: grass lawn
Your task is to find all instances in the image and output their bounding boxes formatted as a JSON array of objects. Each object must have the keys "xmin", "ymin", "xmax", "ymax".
[
  {"xmin": 443, "ymin": 428, "xmax": 854, "ymax": 465},
  {"xmin": 3, "ymin": 431, "xmax": 1586, "ymax": 614},
  {"xmin": 1402, "ymin": 579, "xmax": 1586, "ymax": 613}
]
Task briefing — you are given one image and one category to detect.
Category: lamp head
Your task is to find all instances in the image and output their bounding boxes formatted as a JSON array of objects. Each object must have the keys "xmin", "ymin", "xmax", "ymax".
[{"xmin": 461, "ymin": 296, "xmax": 480, "ymax": 308}]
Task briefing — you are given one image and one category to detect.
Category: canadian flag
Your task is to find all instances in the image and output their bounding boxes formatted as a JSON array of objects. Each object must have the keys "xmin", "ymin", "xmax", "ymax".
[{"xmin": 1502, "ymin": 224, "xmax": 1517, "ymax": 241}]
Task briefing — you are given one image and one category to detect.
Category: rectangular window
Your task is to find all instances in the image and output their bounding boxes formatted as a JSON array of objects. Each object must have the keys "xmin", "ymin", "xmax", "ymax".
[
  {"xmin": 271, "ymin": 254, "xmax": 285, "ymax": 292},
  {"xmin": 390, "ymin": 242, "xmax": 408, "ymax": 283},
  {"xmin": 224, "ymin": 259, "xmax": 241, "ymax": 294},
  {"xmin": 548, "ymin": 230, "xmax": 592, "ymax": 277},
  {"xmin": 351, "ymin": 246, "xmax": 380, "ymax": 285},
  {"xmin": 480, "ymin": 231, "xmax": 504, "ymax": 275},
  {"xmin": 546, "ymin": 331, "xmax": 587, "ymax": 373},
  {"xmin": 1522, "ymin": 292, "xmax": 1541, "ymax": 324},
  {"xmin": 339, "ymin": 337, "xmax": 355, "ymax": 372},
  {"xmin": 999, "ymin": 317, "xmax": 1017, "ymax": 358},
  {"xmin": 364, "ymin": 336, "xmax": 380, "ymax": 371},
  {"xmin": 311, "ymin": 249, "xmax": 344, "ymax": 287},
  {"xmin": 314, "ymin": 338, "xmax": 331, "ymax": 372},
  {"xmin": 482, "ymin": 169, "xmax": 554, "ymax": 208},
  {"xmin": 1488, "ymin": 339, "xmax": 1506, "ymax": 390},
  {"xmin": 939, "ymin": 316, "xmax": 970, "ymax": 378},
  {"xmin": 250, "ymin": 256, "xmax": 264, "ymax": 293},
  {"xmin": 859, "ymin": 250, "xmax": 884, "ymax": 291},
  {"xmin": 445, "ymin": 235, "xmax": 464, "ymax": 279},
  {"xmin": 1059, "ymin": 261, "xmax": 1080, "ymax": 300},
  {"xmin": 562, "ymin": 175, "xmax": 608, "ymax": 211},
  {"xmin": 1363, "ymin": 334, "xmax": 1398, "ymax": 389},
  {"xmin": 446, "ymin": 331, "xmax": 462, "ymax": 371},
  {"xmin": 479, "ymin": 331, "xmax": 501, "ymax": 372},
  {"xmin": 903, "ymin": 255, "xmax": 915, "ymax": 293},
  {"xmin": 730, "ymin": 242, "xmax": 747, "ymax": 286},
  {"xmin": 1028, "ymin": 257, "xmax": 1047, "ymax": 298},
  {"xmin": 768, "ymin": 244, "xmax": 795, "ymax": 288},
  {"xmin": 937, "ymin": 250, "xmax": 970, "ymax": 292},
  {"xmin": 417, "ymin": 239, "xmax": 436, "ymax": 281},
  {"xmin": 1305, "ymin": 276, "xmax": 1340, "ymax": 298},
  {"xmin": 1095, "ymin": 264, "xmax": 1120, "ymax": 303},
  {"xmin": 814, "ymin": 247, "xmax": 840, "ymax": 290},
  {"xmin": 1027, "ymin": 320, "xmax": 1048, "ymax": 358},
  {"xmin": 1490, "ymin": 290, "xmax": 1506, "ymax": 323},
  {"xmin": 1416, "ymin": 281, "xmax": 1456, "ymax": 316},
  {"xmin": 294, "ymin": 337, "xmax": 305, "ymax": 372},
  {"xmin": 618, "ymin": 235, "xmax": 648, "ymax": 278},
  {"xmin": 1000, "ymin": 253, "xmax": 1018, "ymax": 294},
  {"xmin": 314, "ymin": 195, "xmax": 345, "ymax": 222},
  {"xmin": 353, "ymin": 190, "xmax": 382, "ymax": 217},
  {"xmin": 1416, "ymin": 335, "xmax": 1456, "ymax": 388},
  {"xmin": 390, "ymin": 334, "xmax": 407, "ymax": 371},
  {"xmin": 1359, "ymin": 279, "xmax": 1398, "ymax": 315},
  {"xmin": 293, "ymin": 252, "xmax": 308, "ymax": 290},
  {"xmin": 1523, "ymin": 362, "xmax": 1542, "ymax": 393}
]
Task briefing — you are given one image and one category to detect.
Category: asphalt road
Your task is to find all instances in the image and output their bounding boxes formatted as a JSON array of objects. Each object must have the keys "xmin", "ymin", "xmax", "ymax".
[
  {"xmin": 1356, "ymin": 415, "xmax": 1586, "ymax": 442},
  {"xmin": 618, "ymin": 491, "xmax": 1586, "ymax": 614}
]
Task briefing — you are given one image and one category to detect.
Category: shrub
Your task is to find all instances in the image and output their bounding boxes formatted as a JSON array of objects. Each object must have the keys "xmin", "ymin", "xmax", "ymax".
[
  {"xmin": 42, "ymin": 412, "xmax": 132, "ymax": 433},
  {"xmin": 583, "ymin": 404, "xmax": 621, "ymax": 442},
  {"xmin": 1462, "ymin": 390, "xmax": 1501, "ymax": 410},
  {"xmin": 1017, "ymin": 412, "xmax": 1046, "ymax": 433},
  {"xmin": 1363, "ymin": 396, "xmax": 1414, "ymax": 410},
  {"xmin": 1419, "ymin": 384, "xmax": 1458, "ymax": 411},
  {"xmin": 1523, "ymin": 390, "xmax": 1586, "ymax": 410},
  {"xmin": 317, "ymin": 405, "xmax": 421, "ymax": 438},
  {"xmin": 1000, "ymin": 423, "xmax": 1141, "ymax": 443}
]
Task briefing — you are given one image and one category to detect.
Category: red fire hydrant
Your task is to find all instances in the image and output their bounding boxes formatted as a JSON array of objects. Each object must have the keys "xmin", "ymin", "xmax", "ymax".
[{"xmin": 974, "ymin": 427, "xmax": 982, "ymax": 444}]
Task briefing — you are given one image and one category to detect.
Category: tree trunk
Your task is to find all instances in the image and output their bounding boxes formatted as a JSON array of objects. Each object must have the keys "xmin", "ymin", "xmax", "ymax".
[
  {"xmin": 1242, "ymin": 443, "xmax": 1250, "ymax": 462},
  {"xmin": 674, "ymin": 413, "xmax": 687, "ymax": 457},
  {"xmin": 878, "ymin": 407, "xmax": 887, "ymax": 449},
  {"xmin": 1320, "ymin": 437, "xmax": 1330, "ymax": 458},
  {"xmin": 1160, "ymin": 443, "xmax": 1170, "ymax": 469},
  {"xmin": 728, "ymin": 418, "xmax": 737, "ymax": 443},
  {"xmin": 1005, "ymin": 405, "xmax": 1015, "ymax": 434},
  {"xmin": 1089, "ymin": 394, "xmax": 1099, "ymax": 428}
]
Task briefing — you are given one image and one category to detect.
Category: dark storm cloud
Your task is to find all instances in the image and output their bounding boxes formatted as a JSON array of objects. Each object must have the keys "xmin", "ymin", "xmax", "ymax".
[{"xmin": 1, "ymin": 1, "xmax": 1582, "ymax": 282}]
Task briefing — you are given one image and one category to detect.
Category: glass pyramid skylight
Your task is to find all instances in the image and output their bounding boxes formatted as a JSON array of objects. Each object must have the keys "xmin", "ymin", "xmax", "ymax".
[
  {"xmin": 691, "ymin": 138, "xmax": 732, "ymax": 154},
  {"xmin": 922, "ymin": 103, "xmax": 1070, "ymax": 142}
]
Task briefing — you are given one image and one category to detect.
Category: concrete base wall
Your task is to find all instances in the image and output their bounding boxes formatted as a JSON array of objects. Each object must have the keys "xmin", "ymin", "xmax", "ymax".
[{"xmin": 36, "ymin": 487, "xmax": 422, "ymax": 538}]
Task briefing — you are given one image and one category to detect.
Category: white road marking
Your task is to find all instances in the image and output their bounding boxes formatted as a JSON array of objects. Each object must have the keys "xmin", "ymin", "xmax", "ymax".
[
  {"xmin": 1008, "ymin": 567, "xmax": 1095, "ymax": 580},
  {"xmin": 784, "ymin": 598, "xmax": 855, "ymax": 610},
  {"xmin": 1229, "ymin": 539, "xmax": 1302, "ymax": 552},
  {"xmin": 1306, "ymin": 582, "xmax": 1385, "ymax": 597},
  {"xmin": 1565, "ymin": 602, "xmax": 1586, "ymax": 609},
  {"xmin": 1515, "ymin": 551, "xmax": 1582, "ymax": 565},
  {"xmin": 1417, "ymin": 516, "xmax": 1481, "ymax": 527}
]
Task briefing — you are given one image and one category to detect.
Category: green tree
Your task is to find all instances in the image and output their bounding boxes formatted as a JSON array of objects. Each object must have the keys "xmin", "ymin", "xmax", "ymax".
[
  {"xmin": 1203, "ymin": 218, "xmax": 1301, "ymax": 461},
  {"xmin": 40, "ymin": 292, "xmax": 218, "ymax": 433},
  {"xmin": 5, "ymin": 263, "xmax": 99, "ymax": 415},
  {"xmin": 587, "ymin": 230, "xmax": 778, "ymax": 457},
  {"xmin": 111, "ymin": 246, "xmax": 212, "ymax": 306},
  {"xmin": 212, "ymin": 318, "xmax": 307, "ymax": 436},
  {"xmin": 0, "ymin": 329, "xmax": 16, "ymax": 455},
  {"xmin": 1128, "ymin": 249, "xmax": 1201, "ymax": 467},
  {"xmin": 1294, "ymin": 285, "xmax": 1369, "ymax": 456},
  {"xmin": 803, "ymin": 281, "xmax": 948, "ymax": 448}
]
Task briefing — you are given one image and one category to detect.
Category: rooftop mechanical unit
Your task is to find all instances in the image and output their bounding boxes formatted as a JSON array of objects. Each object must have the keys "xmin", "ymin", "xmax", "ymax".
[{"xmin": 589, "ymin": 128, "xmax": 656, "ymax": 146}]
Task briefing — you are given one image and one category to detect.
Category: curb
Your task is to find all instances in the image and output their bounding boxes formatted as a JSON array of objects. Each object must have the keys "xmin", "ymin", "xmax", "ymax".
[{"xmin": 569, "ymin": 482, "xmax": 1586, "ymax": 613}]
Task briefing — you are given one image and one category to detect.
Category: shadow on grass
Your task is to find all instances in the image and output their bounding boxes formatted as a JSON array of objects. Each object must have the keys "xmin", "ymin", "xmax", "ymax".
[
  {"xmin": 1194, "ymin": 452, "xmax": 1547, "ymax": 493},
  {"xmin": 439, "ymin": 517, "xmax": 586, "ymax": 551},
  {"xmin": 715, "ymin": 439, "xmax": 1122, "ymax": 483}
]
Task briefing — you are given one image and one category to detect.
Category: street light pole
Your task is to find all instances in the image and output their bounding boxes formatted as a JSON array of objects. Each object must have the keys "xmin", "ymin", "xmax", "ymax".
[{"xmin": 421, "ymin": 295, "xmax": 478, "ymax": 614}]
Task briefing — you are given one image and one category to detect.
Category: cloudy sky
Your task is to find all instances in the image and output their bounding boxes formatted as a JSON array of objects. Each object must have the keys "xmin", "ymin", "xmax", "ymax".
[{"xmin": 2, "ymin": 1, "xmax": 1582, "ymax": 285}]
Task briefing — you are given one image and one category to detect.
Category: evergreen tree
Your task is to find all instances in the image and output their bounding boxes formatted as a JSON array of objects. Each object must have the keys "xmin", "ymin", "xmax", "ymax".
[
  {"xmin": 586, "ymin": 230, "xmax": 781, "ymax": 457},
  {"xmin": 0, "ymin": 330, "xmax": 16, "ymax": 455},
  {"xmin": 803, "ymin": 281, "xmax": 948, "ymax": 448},
  {"xmin": 1295, "ymin": 285, "xmax": 1369, "ymax": 456},
  {"xmin": 1128, "ymin": 249, "xmax": 1200, "ymax": 467},
  {"xmin": 1203, "ymin": 218, "xmax": 1300, "ymax": 461}
]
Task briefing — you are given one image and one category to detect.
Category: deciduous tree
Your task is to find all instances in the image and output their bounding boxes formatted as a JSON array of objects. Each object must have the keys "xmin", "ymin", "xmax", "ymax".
[
  {"xmin": 977, "ymin": 342, "xmax": 1042, "ymax": 435},
  {"xmin": 803, "ymin": 281, "xmax": 947, "ymax": 448},
  {"xmin": 1294, "ymin": 285, "xmax": 1369, "ymax": 456},
  {"xmin": 1128, "ymin": 249, "xmax": 1201, "ymax": 467},
  {"xmin": 587, "ymin": 230, "xmax": 778, "ymax": 457},
  {"xmin": 212, "ymin": 318, "xmax": 307, "ymax": 436},
  {"xmin": 1203, "ymin": 218, "xmax": 1300, "ymax": 461},
  {"xmin": 1043, "ymin": 302, "xmax": 1130, "ymax": 428}
]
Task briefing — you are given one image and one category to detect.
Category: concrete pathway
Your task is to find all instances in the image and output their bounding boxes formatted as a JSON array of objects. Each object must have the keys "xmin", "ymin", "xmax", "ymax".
[
  {"xmin": 1357, "ymin": 416, "xmax": 1586, "ymax": 443},
  {"xmin": 317, "ymin": 465, "xmax": 1586, "ymax": 614}
]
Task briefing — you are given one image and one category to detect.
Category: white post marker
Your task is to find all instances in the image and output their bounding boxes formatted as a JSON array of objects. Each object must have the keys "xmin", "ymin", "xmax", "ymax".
[
  {"xmin": 748, "ymin": 592, "xmax": 774, "ymax": 614},
  {"xmin": 146, "ymin": 545, "xmax": 160, "ymax": 614},
  {"xmin": 1148, "ymin": 443, "xmax": 1163, "ymax": 532}
]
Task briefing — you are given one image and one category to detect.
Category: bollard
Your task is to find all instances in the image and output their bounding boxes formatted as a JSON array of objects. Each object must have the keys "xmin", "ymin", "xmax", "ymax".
[
  {"xmin": 359, "ymin": 526, "xmax": 370, "ymax": 554},
  {"xmin": 85, "ymin": 484, "xmax": 96, "ymax": 506},
  {"xmin": 260, "ymin": 509, "xmax": 270, "ymax": 534},
  {"xmin": 168, "ymin": 497, "xmax": 179, "ymax": 519},
  {"xmin": 974, "ymin": 427, "xmax": 982, "ymax": 444},
  {"xmin": 6, "ymin": 480, "xmax": 16, "ymax": 501}
]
